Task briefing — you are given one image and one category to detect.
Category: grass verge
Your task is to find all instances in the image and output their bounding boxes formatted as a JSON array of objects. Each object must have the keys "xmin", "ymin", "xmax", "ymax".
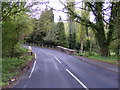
[
  {"xmin": 76, "ymin": 52, "xmax": 119, "ymax": 65},
  {"xmin": 2, "ymin": 55, "xmax": 32, "ymax": 87}
]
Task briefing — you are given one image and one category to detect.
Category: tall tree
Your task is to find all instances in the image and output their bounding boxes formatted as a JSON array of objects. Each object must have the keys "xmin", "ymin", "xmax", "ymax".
[
  {"xmin": 56, "ymin": 16, "xmax": 67, "ymax": 47},
  {"xmin": 63, "ymin": 1, "xmax": 120, "ymax": 56},
  {"xmin": 44, "ymin": 16, "xmax": 67, "ymax": 47},
  {"xmin": 79, "ymin": 2, "xmax": 90, "ymax": 52},
  {"xmin": 44, "ymin": 23, "xmax": 57, "ymax": 46},
  {"xmin": 67, "ymin": 0, "xmax": 76, "ymax": 49},
  {"xmin": 27, "ymin": 8, "xmax": 54, "ymax": 45}
]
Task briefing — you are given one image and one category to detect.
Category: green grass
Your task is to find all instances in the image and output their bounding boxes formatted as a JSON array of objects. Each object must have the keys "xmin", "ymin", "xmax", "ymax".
[
  {"xmin": 2, "ymin": 55, "xmax": 32, "ymax": 87},
  {"xmin": 88, "ymin": 55, "xmax": 118, "ymax": 65},
  {"xmin": 76, "ymin": 52, "xmax": 119, "ymax": 65}
]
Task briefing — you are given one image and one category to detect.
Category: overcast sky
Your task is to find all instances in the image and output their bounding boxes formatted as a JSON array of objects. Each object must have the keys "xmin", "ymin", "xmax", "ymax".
[
  {"xmin": 26, "ymin": 0, "xmax": 84, "ymax": 22},
  {"xmin": 26, "ymin": 0, "xmax": 110, "ymax": 23}
]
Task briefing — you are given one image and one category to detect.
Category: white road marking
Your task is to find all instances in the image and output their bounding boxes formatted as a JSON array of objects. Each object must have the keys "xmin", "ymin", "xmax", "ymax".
[
  {"xmin": 29, "ymin": 60, "xmax": 36, "ymax": 78},
  {"xmin": 54, "ymin": 56, "xmax": 61, "ymax": 64},
  {"xmin": 34, "ymin": 53, "xmax": 37, "ymax": 59},
  {"xmin": 48, "ymin": 52, "xmax": 53, "ymax": 56},
  {"xmin": 48, "ymin": 52, "xmax": 61, "ymax": 64},
  {"xmin": 23, "ymin": 84, "xmax": 26, "ymax": 88},
  {"xmin": 66, "ymin": 69, "xmax": 89, "ymax": 90}
]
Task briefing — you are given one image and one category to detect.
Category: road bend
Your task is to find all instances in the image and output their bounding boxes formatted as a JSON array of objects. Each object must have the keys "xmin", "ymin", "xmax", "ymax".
[{"xmin": 13, "ymin": 46, "xmax": 118, "ymax": 88}]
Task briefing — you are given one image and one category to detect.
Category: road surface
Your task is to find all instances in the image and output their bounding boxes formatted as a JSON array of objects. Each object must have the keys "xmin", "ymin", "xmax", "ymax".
[{"xmin": 13, "ymin": 46, "xmax": 118, "ymax": 88}]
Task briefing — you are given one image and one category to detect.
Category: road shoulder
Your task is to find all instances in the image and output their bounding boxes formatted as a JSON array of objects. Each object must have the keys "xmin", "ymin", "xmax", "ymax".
[{"xmin": 76, "ymin": 56, "xmax": 119, "ymax": 73}]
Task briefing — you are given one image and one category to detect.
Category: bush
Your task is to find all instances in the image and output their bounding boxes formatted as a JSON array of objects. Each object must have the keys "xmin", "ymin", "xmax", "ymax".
[
  {"xmin": 2, "ymin": 55, "xmax": 32, "ymax": 84},
  {"xmin": 75, "ymin": 52, "xmax": 89, "ymax": 56},
  {"xmin": 87, "ymin": 52, "xmax": 99, "ymax": 56},
  {"xmin": 14, "ymin": 44, "xmax": 28, "ymax": 57}
]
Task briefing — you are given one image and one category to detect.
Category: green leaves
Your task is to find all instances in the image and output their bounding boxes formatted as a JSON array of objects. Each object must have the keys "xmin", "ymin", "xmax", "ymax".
[
  {"xmin": 56, "ymin": 21, "xmax": 67, "ymax": 47},
  {"xmin": 2, "ymin": 2, "xmax": 26, "ymax": 22},
  {"xmin": 66, "ymin": 1, "xmax": 120, "ymax": 56},
  {"xmin": 2, "ymin": 2, "xmax": 34, "ymax": 57},
  {"xmin": 2, "ymin": 55, "xmax": 32, "ymax": 83},
  {"xmin": 27, "ymin": 8, "xmax": 54, "ymax": 45}
]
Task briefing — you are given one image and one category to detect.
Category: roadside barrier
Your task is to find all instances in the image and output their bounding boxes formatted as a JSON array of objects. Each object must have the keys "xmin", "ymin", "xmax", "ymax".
[
  {"xmin": 56, "ymin": 46, "xmax": 76, "ymax": 55},
  {"xmin": 26, "ymin": 46, "xmax": 33, "ymax": 56},
  {"xmin": 25, "ymin": 43, "xmax": 76, "ymax": 55}
]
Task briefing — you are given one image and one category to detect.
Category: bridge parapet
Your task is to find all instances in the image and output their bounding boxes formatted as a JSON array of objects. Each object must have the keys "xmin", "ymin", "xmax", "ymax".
[{"xmin": 56, "ymin": 46, "xmax": 76, "ymax": 55}]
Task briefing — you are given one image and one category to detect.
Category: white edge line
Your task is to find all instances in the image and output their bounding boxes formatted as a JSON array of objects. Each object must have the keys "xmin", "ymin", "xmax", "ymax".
[
  {"xmin": 66, "ymin": 69, "xmax": 89, "ymax": 90},
  {"xmin": 54, "ymin": 57, "xmax": 61, "ymax": 64},
  {"xmin": 29, "ymin": 60, "xmax": 36, "ymax": 78}
]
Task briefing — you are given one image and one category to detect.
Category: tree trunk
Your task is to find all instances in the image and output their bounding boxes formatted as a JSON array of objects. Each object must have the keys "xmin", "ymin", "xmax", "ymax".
[
  {"xmin": 80, "ymin": 40, "xmax": 84, "ymax": 53},
  {"xmin": 116, "ymin": 44, "xmax": 119, "ymax": 56},
  {"xmin": 89, "ymin": 38, "xmax": 92, "ymax": 53},
  {"xmin": 100, "ymin": 45, "xmax": 109, "ymax": 57}
]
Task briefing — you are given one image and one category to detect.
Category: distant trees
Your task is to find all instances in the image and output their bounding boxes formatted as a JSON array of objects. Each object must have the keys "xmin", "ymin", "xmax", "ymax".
[
  {"xmin": 55, "ymin": 17, "xmax": 67, "ymax": 47},
  {"xmin": 44, "ymin": 19, "xmax": 67, "ymax": 47},
  {"xmin": 26, "ymin": 8, "xmax": 54, "ymax": 45},
  {"xmin": 3, "ymin": 1, "xmax": 119, "ymax": 57},
  {"xmin": 27, "ymin": 8, "xmax": 67, "ymax": 47},
  {"xmin": 44, "ymin": 24, "xmax": 57, "ymax": 46}
]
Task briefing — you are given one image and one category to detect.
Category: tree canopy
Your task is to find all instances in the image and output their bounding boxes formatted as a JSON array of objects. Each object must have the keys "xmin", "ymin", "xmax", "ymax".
[
  {"xmin": 2, "ymin": 1, "xmax": 120, "ymax": 57},
  {"xmin": 2, "ymin": 2, "xmax": 34, "ymax": 57}
]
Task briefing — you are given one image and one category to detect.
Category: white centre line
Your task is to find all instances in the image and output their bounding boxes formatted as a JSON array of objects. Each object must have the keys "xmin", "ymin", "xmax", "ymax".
[
  {"xmin": 29, "ymin": 60, "xmax": 36, "ymax": 78},
  {"xmin": 54, "ymin": 56, "xmax": 61, "ymax": 64},
  {"xmin": 48, "ymin": 52, "xmax": 61, "ymax": 64},
  {"xmin": 66, "ymin": 69, "xmax": 89, "ymax": 90},
  {"xmin": 48, "ymin": 52, "xmax": 53, "ymax": 56}
]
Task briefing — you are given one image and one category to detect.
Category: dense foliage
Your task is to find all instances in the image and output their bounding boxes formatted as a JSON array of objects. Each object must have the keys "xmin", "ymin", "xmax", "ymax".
[
  {"xmin": 2, "ymin": 2, "xmax": 34, "ymax": 58},
  {"xmin": 64, "ymin": 1, "xmax": 120, "ymax": 56},
  {"xmin": 26, "ymin": 8, "xmax": 67, "ymax": 47}
]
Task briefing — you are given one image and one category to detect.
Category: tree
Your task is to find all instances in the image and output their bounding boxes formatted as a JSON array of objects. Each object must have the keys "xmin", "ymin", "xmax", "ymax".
[
  {"xmin": 110, "ymin": 2, "xmax": 120, "ymax": 56},
  {"xmin": 62, "ymin": 1, "xmax": 120, "ymax": 56},
  {"xmin": 25, "ymin": 18, "xmax": 38, "ymax": 44},
  {"xmin": 2, "ymin": 2, "xmax": 27, "ymax": 22},
  {"xmin": 67, "ymin": 0, "xmax": 76, "ymax": 49},
  {"xmin": 2, "ymin": 2, "xmax": 34, "ymax": 57},
  {"xmin": 56, "ymin": 17, "xmax": 67, "ymax": 47},
  {"xmin": 78, "ymin": 2, "xmax": 90, "ymax": 52},
  {"xmin": 27, "ymin": 8, "xmax": 54, "ymax": 45},
  {"xmin": 44, "ymin": 23, "xmax": 57, "ymax": 46},
  {"xmin": 44, "ymin": 16, "xmax": 67, "ymax": 47}
]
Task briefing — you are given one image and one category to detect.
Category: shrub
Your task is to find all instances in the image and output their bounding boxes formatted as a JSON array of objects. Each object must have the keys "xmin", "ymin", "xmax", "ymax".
[
  {"xmin": 13, "ymin": 44, "xmax": 28, "ymax": 57},
  {"xmin": 2, "ymin": 55, "xmax": 32, "ymax": 84}
]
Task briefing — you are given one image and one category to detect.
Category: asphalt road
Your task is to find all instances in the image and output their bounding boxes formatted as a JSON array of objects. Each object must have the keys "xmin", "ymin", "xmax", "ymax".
[{"xmin": 13, "ymin": 46, "xmax": 118, "ymax": 88}]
